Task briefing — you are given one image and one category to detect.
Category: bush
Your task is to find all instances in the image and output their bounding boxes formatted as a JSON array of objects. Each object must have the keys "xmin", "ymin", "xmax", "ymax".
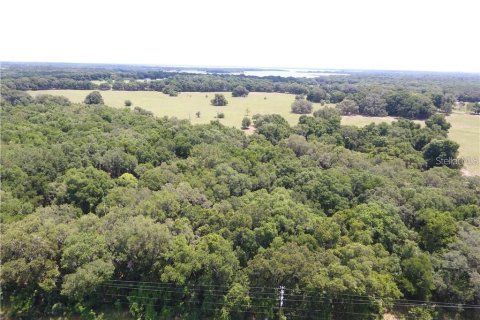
[
  {"xmin": 241, "ymin": 117, "xmax": 251, "ymax": 129},
  {"xmin": 98, "ymin": 83, "xmax": 111, "ymax": 90},
  {"xmin": 1, "ymin": 88, "xmax": 33, "ymax": 106},
  {"xmin": 217, "ymin": 112, "xmax": 225, "ymax": 119},
  {"xmin": 337, "ymin": 99, "xmax": 359, "ymax": 115},
  {"xmin": 425, "ymin": 114, "xmax": 451, "ymax": 131},
  {"xmin": 84, "ymin": 91, "xmax": 104, "ymax": 105},
  {"xmin": 211, "ymin": 94, "xmax": 228, "ymax": 106},
  {"xmin": 423, "ymin": 139, "xmax": 460, "ymax": 168},
  {"xmin": 163, "ymin": 85, "xmax": 178, "ymax": 96},
  {"xmin": 386, "ymin": 91, "xmax": 435, "ymax": 119},
  {"xmin": 232, "ymin": 86, "xmax": 249, "ymax": 97},
  {"xmin": 313, "ymin": 107, "xmax": 341, "ymax": 119},
  {"xmin": 291, "ymin": 99, "xmax": 313, "ymax": 114},
  {"xmin": 124, "ymin": 100, "xmax": 132, "ymax": 107},
  {"xmin": 471, "ymin": 102, "xmax": 480, "ymax": 114},
  {"xmin": 35, "ymin": 94, "xmax": 71, "ymax": 106},
  {"xmin": 307, "ymin": 88, "xmax": 327, "ymax": 103}
]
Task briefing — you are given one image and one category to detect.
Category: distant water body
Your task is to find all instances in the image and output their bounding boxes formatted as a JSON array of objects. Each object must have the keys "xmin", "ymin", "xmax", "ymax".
[
  {"xmin": 244, "ymin": 69, "xmax": 349, "ymax": 78},
  {"xmin": 168, "ymin": 68, "xmax": 349, "ymax": 78}
]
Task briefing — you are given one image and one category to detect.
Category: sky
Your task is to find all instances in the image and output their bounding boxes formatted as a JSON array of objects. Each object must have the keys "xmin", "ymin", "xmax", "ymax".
[{"xmin": 1, "ymin": 0, "xmax": 479, "ymax": 72}]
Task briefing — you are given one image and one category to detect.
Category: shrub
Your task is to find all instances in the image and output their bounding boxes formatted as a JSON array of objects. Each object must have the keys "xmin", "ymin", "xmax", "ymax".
[
  {"xmin": 232, "ymin": 86, "xmax": 249, "ymax": 97},
  {"xmin": 307, "ymin": 88, "xmax": 327, "ymax": 103},
  {"xmin": 241, "ymin": 117, "xmax": 251, "ymax": 129},
  {"xmin": 291, "ymin": 99, "xmax": 313, "ymax": 114},
  {"xmin": 337, "ymin": 99, "xmax": 359, "ymax": 115},
  {"xmin": 211, "ymin": 94, "xmax": 228, "ymax": 106},
  {"xmin": 84, "ymin": 91, "xmax": 103, "ymax": 105}
]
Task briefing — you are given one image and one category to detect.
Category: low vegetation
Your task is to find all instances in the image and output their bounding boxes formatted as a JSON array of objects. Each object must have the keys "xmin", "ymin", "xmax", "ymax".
[
  {"xmin": 211, "ymin": 93, "xmax": 228, "ymax": 106},
  {"xmin": 232, "ymin": 85, "xmax": 249, "ymax": 97},
  {"xmin": 84, "ymin": 91, "xmax": 103, "ymax": 105},
  {"xmin": 291, "ymin": 98, "xmax": 313, "ymax": 114}
]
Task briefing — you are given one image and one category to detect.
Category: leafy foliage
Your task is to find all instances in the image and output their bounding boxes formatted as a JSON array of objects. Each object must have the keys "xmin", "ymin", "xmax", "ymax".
[
  {"xmin": 232, "ymin": 85, "xmax": 249, "ymax": 97},
  {"xmin": 84, "ymin": 91, "xmax": 104, "ymax": 105},
  {"xmin": 291, "ymin": 98, "xmax": 313, "ymax": 114},
  {"xmin": 211, "ymin": 93, "xmax": 228, "ymax": 106},
  {"xmin": 1, "ymin": 84, "xmax": 479, "ymax": 319}
]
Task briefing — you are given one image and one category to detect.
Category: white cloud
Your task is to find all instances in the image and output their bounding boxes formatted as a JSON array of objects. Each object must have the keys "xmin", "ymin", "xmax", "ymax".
[{"xmin": 1, "ymin": 0, "xmax": 479, "ymax": 72}]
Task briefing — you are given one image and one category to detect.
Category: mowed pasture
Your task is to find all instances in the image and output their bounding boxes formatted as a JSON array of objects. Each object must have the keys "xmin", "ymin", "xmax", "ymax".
[
  {"xmin": 447, "ymin": 112, "xmax": 480, "ymax": 176},
  {"xmin": 29, "ymin": 90, "xmax": 322, "ymax": 127},
  {"xmin": 29, "ymin": 90, "xmax": 480, "ymax": 175}
]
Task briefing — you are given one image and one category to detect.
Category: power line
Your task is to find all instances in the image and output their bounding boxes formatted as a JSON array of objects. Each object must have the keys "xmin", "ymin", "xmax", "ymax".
[
  {"xmin": 90, "ymin": 283, "xmax": 478, "ymax": 320},
  {"xmin": 91, "ymin": 292, "xmax": 391, "ymax": 320},
  {"xmin": 100, "ymin": 279, "xmax": 480, "ymax": 309}
]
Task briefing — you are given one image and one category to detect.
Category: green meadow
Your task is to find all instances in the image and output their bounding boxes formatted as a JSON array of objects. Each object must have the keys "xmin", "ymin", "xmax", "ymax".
[
  {"xmin": 29, "ymin": 90, "xmax": 480, "ymax": 175},
  {"xmin": 29, "ymin": 90, "xmax": 322, "ymax": 127},
  {"xmin": 447, "ymin": 111, "xmax": 480, "ymax": 176}
]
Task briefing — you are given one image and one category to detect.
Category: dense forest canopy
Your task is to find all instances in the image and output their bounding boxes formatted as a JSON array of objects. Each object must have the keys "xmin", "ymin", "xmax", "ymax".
[
  {"xmin": 1, "ymin": 95, "xmax": 479, "ymax": 319},
  {"xmin": 1, "ymin": 64, "xmax": 480, "ymax": 319}
]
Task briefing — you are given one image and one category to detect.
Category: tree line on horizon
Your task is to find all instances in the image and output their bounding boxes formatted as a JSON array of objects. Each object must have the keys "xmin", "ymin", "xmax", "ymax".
[{"xmin": 2, "ymin": 64, "xmax": 480, "ymax": 119}]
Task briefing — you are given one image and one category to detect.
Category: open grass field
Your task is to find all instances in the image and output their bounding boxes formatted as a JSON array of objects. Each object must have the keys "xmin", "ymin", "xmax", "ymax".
[
  {"xmin": 29, "ymin": 90, "xmax": 323, "ymax": 127},
  {"xmin": 29, "ymin": 90, "xmax": 480, "ymax": 175},
  {"xmin": 446, "ymin": 111, "xmax": 480, "ymax": 176}
]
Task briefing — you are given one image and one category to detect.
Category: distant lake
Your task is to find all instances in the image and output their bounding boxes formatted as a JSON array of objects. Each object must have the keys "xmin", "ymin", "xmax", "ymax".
[
  {"xmin": 243, "ymin": 69, "xmax": 349, "ymax": 78},
  {"xmin": 166, "ymin": 68, "xmax": 349, "ymax": 78}
]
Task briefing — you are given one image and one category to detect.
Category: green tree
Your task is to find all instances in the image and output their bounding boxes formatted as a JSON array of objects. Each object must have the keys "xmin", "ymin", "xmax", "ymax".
[
  {"xmin": 211, "ymin": 94, "xmax": 228, "ymax": 106},
  {"xmin": 241, "ymin": 116, "xmax": 251, "ymax": 129},
  {"xmin": 471, "ymin": 102, "xmax": 480, "ymax": 114},
  {"xmin": 98, "ymin": 82, "xmax": 111, "ymax": 90},
  {"xmin": 336, "ymin": 99, "xmax": 359, "ymax": 115},
  {"xmin": 416, "ymin": 209, "xmax": 457, "ymax": 252},
  {"xmin": 106, "ymin": 215, "xmax": 173, "ymax": 275},
  {"xmin": 356, "ymin": 92, "xmax": 388, "ymax": 116},
  {"xmin": 399, "ymin": 253, "xmax": 434, "ymax": 300},
  {"xmin": 84, "ymin": 91, "xmax": 104, "ymax": 105},
  {"xmin": 306, "ymin": 88, "xmax": 327, "ymax": 103},
  {"xmin": 296, "ymin": 112, "xmax": 341, "ymax": 138},
  {"xmin": 313, "ymin": 106, "xmax": 341, "ymax": 119},
  {"xmin": 162, "ymin": 85, "xmax": 179, "ymax": 96},
  {"xmin": 291, "ymin": 99, "xmax": 313, "ymax": 114},
  {"xmin": 0, "ymin": 206, "xmax": 79, "ymax": 316},
  {"xmin": 423, "ymin": 139, "xmax": 460, "ymax": 168},
  {"xmin": 253, "ymin": 114, "xmax": 291, "ymax": 144},
  {"xmin": 386, "ymin": 91, "xmax": 435, "ymax": 119},
  {"xmin": 116, "ymin": 173, "xmax": 138, "ymax": 188},
  {"xmin": 232, "ymin": 86, "xmax": 249, "ymax": 97},
  {"xmin": 434, "ymin": 222, "xmax": 480, "ymax": 303},
  {"xmin": 431, "ymin": 93, "xmax": 454, "ymax": 114},
  {"xmin": 425, "ymin": 114, "xmax": 451, "ymax": 132},
  {"xmin": 61, "ymin": 259, "xmax": 114, "ymax": 300},
  {"xmin": 61, "ymin": 167, "xmax": 114, "ymax": 213},
  {"xmin": 329, "ymin": 90, "xmax": 346, "ymax": 103},
  {"xmin": 99, "ymin": 148, "xmax": 138, "ymax": 178}
]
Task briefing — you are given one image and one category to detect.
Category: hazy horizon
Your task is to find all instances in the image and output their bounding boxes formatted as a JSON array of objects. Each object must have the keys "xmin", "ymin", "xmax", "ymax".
[
  {"xmin": 1, "ymin": 0, "xmax": 480, "ymax": 73},
  {"xmin": 3, "ymin": 60, "xmax": 480, "ymax": 75}
]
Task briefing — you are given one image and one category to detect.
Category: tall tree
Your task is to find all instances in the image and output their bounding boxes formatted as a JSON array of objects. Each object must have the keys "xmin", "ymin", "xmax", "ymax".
[{"xmin": 84, "ymin": 91, "xmax": 104, "ymax": 105}]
